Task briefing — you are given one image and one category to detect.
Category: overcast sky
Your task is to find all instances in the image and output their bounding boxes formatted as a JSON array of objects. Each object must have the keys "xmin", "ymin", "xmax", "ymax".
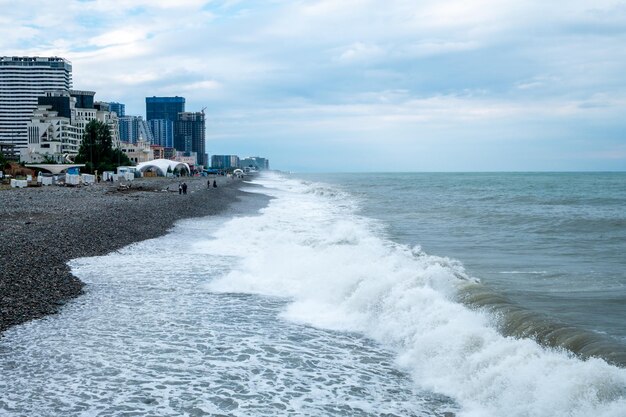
[{"xmin": 2, "ymin": 0, "xmax": 625, "ymax": 171}]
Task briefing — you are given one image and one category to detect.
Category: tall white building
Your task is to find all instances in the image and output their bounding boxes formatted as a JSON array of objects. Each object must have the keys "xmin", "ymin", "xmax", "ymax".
[
  {"xmin": 20, "ymin": 90, "xmax": 121, "ymax": 163},
  {"xmin": 0, "ymin": 56, "xmax": 72, "ymax": 157}
]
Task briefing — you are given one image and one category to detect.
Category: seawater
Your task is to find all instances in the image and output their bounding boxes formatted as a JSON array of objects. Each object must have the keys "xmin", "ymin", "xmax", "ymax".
[{"xmin": 1, "ymin": 172, "xmax": 625, "ymax": 417}]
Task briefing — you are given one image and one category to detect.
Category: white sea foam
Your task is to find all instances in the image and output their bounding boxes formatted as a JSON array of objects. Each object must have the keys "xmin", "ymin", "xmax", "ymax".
[{"xmin": 200, "ymin": 172, "xmax": 626, "ymax": 417}]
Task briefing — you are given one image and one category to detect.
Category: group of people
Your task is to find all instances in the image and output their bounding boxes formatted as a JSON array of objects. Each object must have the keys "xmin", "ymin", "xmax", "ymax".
[{"xmin": 177, "ymin": 179, "xmax": 217, "ymax": 194}]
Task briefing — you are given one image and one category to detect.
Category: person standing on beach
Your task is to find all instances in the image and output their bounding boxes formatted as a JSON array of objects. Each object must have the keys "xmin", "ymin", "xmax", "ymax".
[
  {"xmin": 182, "ymin": 182, "xmax": 188, "ymax": 194},
  {"xmin": 213, "ymin": 179, "xmax": 217, "ymax": 188},
  {"xmin": 178, "ymin": 183, "xmax": 183, "ymax": 195},
  {"xmin": 207, "ymin": 179, "xmax": 211, "ymax": 189}
]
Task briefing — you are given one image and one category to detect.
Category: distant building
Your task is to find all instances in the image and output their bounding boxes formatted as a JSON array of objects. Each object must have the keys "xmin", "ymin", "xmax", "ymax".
[
  {"xmin": 0, "ymin": 56, "xmax": 72, "ymax": 157},
  {"xmin": 175, "ymin": 111, "xmax": 206, "ymax": 166},
  {"xmin": 146, "ymin": 96, "xmax": 185, "ymax": 122},
  {"xmin": 163, "ymin": 147, "xmax": 176, "ymax": 160},
  {"xmin": 20, "ymin": 90, "xmax": 120, "ymax": 163},
  {"xmin": 174, "ymin": 151, "xmax": 198, "ymax": 168},
  {"xmin": 240, "ymin": 156, "xmax": 269, "ymax": 170},
  {"xmin": 120, "ymin": 139, "xmax": 152, "ymax": 164},
  {"xmin": 70, "ymin": 89, "xmax": 95, "ymax": 110},
  {"xmin": 211, "ymin": 155, "xmax": 240, "ymax": 170},
  {"xmin": 109, "ymin": 102, "xmax": 125, "ymax": 117},
  {"xmin": 148, "ymin": 118, "xmax": 174, "ymax": 148},
  {"xmin": 22, "ymin": 105, "xmax": 81, "ymax": 163},
  {"xmin": 69, "ymin": 90, "xmax": 120, "ymax": 149},
  {"xmin": 150, "ymin": 144, "xmax": 165, "ymax": 160},
  {"xmin": 119, "ymin": 115, "xmax": 154, "ymax": 144}
]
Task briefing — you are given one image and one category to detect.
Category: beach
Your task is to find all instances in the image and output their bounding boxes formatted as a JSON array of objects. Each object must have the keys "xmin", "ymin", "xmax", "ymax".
[
  {"xmin": 1, "ymin": 172, "xmax": 625, "ymax": 416},
  {"xmin": 0, "ymin": 176, "xmax": 256, "ymax": 334}
]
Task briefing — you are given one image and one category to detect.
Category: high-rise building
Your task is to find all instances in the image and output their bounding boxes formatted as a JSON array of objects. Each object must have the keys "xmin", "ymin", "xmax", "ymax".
[
  {"xmin": 148, "ymin": 119, "xmax": 174, "ymax": 148},
  {"xmin": 211, "ymin": 155, "xmax": 240, "ymax": 170},
  {"xmin": 175, "ymin": 111, "xmax": 206, "ymax": 166},
  {"xmin": 109, "ymin": 102, "xmax": 125, "ymax": 117},
  {"xmin": 0, "ymin": 56, "xmax": 72, "ymax": 157},
  {"xmin": 146, "ymin": 96, "xmax": 185, "ymax": 122},
  {"xmin": 119, "ymin": 115, "xmax": 154, "ymax": 144}
]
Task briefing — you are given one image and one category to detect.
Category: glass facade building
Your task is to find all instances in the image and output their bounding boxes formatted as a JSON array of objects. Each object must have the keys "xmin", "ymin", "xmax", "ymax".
[
  {"xmin": 211, "ymin": 155, "xmax": 240, "ymax": 170},
  {"xmin": 109, "ymin": 102, "xmax": 125, "ymax": 117},
  {"xmin": 119, "ymin": 115, "xmax": 154, "ymax": 144},
  {"xmin": 146, "ymin": 96, "xmax": 185, "ymax": 122},
  {"xmin": 148, "ymin": 119, "xmax": 174, "ymax": 148}
]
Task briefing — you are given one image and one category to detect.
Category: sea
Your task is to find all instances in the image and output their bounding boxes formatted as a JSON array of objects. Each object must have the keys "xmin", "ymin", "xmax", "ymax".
[{"xmin": 1, "ymin": 172, "xmax": 625, "ymax": 417}]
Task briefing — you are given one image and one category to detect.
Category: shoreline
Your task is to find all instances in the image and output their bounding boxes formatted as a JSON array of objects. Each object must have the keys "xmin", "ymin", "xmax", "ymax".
[{"xmin": 0, "ymin": 176, "xmax": 265, "ymax": 334}]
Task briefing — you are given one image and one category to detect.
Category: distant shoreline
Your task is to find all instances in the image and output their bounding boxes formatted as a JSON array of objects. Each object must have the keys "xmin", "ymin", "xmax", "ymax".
[{"xmin": 0, "ymin": 176, "xmax": 266, "ymax": 334}]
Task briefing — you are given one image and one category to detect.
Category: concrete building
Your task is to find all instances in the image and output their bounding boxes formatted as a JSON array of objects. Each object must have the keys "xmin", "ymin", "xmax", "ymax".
[
  {"xmin": 119, "ymin": 115, "xmax": 154, "ymax": 144},
  {"xmin": 0, "ymin": 56, "xmax": 72, "ymax": 158},
  {"xmin": 20, "ymin": 90, "xmax": 120, "ymax": 163},
  {"xmin": 120, "ymin": 139, "xmax": 153, "ymax": 164},
  {"xmin": 163, "ymin": 147, "xmax": 176, "ymax": 160},
  {"xmin": 151, "ymin": 144, "xmax": 165, "ymax": 160},
  {"xmin": 70, "ymin": 90, "xmax": 120, "ymax": 149},
  {"xmin": 211, "ymin": 155, "xmax": 240, "ymax": 170},
  {"xmin": 21, "ymin": 105, "xmax": 81, "ymax": 163},
  {"xmin": 175, "ymin": 111, "xmax": 206, "ymax": 166}
]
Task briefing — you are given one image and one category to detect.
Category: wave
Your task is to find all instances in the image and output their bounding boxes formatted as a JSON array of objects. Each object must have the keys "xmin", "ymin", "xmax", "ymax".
[
  {"xmin": 199, "ymin": 172, "xmax": 626, "ymax": 417},
  {"xmin": 457, "ymin": 282, "xmax": 626, "ymax": 366}
]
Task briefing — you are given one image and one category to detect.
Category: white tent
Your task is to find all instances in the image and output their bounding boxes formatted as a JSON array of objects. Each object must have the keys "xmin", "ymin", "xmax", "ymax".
[{"xmin": 135, "ymin": 159, "xmax": 190, "ymax": 176}]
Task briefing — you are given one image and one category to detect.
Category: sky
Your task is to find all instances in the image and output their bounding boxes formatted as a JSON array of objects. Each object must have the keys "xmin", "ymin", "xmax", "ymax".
[{"xmin": 1, "ymin": 0, "xmax": 626, "ymax": 172}]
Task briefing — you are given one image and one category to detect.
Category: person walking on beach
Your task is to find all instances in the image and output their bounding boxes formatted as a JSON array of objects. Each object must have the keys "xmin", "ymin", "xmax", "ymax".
[
  {"xmin": 213, "ymin": 179, "xmax": 217, "ymax": 188},
  {"xmin": 178, "ymin": 182, "xmax": 182, "ymax": 195},
  {"xmin": 182, "ymin": 182, "xmax": 188, "ymax": 194},
  {"xmin": 207, "ymin": 179, "xmax": 211, "ymax": 189}
]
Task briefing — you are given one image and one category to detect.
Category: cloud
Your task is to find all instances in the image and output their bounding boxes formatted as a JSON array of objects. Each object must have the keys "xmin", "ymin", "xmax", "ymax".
[{"xmin": 2, "ymin": 0, "xmax": 626, "ymax": 171}]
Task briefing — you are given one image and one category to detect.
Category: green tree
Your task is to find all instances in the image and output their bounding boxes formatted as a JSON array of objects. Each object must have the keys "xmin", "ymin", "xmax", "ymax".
[
  {"xmin": 76, "ymin": 120, "xmax": 131, "ymax": 173},
  {"xmin": 0, "ymin": 151, "xmax": 6, "ymax": 170}
]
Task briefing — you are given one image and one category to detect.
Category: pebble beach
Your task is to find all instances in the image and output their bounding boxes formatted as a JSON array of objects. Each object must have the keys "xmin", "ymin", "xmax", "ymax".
[{"xmin": 0, "ymin": 176, "xmax": 256, "ymax": 334}]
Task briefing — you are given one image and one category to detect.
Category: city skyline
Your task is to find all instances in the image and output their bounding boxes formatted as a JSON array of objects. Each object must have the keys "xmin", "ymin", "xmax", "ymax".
[{"xmin": 1, "ymin": 0, "xmax": 625, "ymax": 171}]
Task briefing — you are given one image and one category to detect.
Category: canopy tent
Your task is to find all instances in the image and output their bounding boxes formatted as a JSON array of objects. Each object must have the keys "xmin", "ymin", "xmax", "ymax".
[{"xmin": 135, "ymin": 159, "xmax": 190, "ymax": 176}]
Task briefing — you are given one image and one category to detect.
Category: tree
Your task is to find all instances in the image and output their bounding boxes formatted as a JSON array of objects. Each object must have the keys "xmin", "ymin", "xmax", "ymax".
[
  {"xmin": 75, "ymin": 120, "xmax": 131, "ymax": 173},
  {"xmin": 0, "ymin": 151, "xmax": 6, "ymax": 170}
]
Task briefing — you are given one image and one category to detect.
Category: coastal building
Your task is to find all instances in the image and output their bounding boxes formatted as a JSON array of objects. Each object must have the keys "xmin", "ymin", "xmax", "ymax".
[
  {"xmin": 163, "ymin": 147, "xmax": 176, "ymax": 160},
  {"xmin": 175, "ymin": 111, "xmax": 206, "ymax": 166},
  {"xmin": 211, "ymin": 155, "xmax": 240, "ymax": 170},
  {"xmin": 150, "ymin": 144, "xmax": 165, "ymax": 160},
  {"xmin": 20, "ymin": 90, "xmax": 120, "ymax": 163},
  {"xmin": 21, "ymin": 104, "xmax": 81, "ymax": 163},
  {"xmin": 119, "ymin": 115, "xmax": 154, "ymax": 144},
  {"xmin": 0, "ymin": 56, "xmax": 72, "ymax": 158},
  {"xmin": 108, "ymin": 102, "xmax": 125, "ymax": 117},
  {"xmin": 70, "ymin": 90, "xmax": 120, "ymax": 149},
  {"xmin": 146, "ymin": 96, "xmax": 185, "ymax": 122},
  {"xmin": 148, "ymin": 118, "xmax": 174, "ymax": 148},
  {"xmin": 119, "ymin": 139, "xmax": 153, "ymax": 164},
  {"xmin": 146, "ymin": 96, "xmax": 185, "ymax": 151},
  {"xmin": 240, "ymin": 156, "xmax": 270, "ymax": 170}
]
